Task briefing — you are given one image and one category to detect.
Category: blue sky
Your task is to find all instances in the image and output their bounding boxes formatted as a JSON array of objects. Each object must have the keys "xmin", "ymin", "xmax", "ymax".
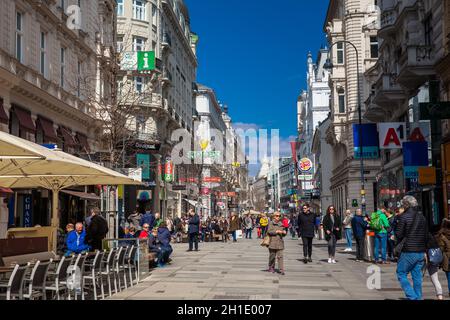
[{"xmin": 185, "ymin": 0, "xmax": 330, "ymax": 175}]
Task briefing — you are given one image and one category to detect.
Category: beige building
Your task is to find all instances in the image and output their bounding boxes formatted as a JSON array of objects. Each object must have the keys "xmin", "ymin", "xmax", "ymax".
[
  {"xmin": 0, "ymin": 0, "xmax": 116, "ymax": 229},
  {"xmin": 116, "ymin": 0, "xmax": 199, "ymax": 217},
  {"xmin": 324, "ymin": 0, "xmax": 381, "ymax": 216},
  {"xmin": 367, "ymin": 0, "xmax": 448, "ymax": 225}
]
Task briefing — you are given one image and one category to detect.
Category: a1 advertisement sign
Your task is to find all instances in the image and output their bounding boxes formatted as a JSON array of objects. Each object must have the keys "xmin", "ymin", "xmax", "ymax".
[{"xmin": 378, "ymin": 122, "xmax": 407, "ymax": 149}]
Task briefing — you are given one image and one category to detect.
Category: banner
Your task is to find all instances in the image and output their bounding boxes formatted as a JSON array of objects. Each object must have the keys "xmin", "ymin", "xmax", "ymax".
[
  {"xmin": 164, "ymin": 159, "xmax": 174, "ymax": 182},
  {"xmin": 403, "ymin": 141, "xmax": 429, "ymax": 179},
  {"xmin": 353, "ymin": 123, "xmax": 380, "ymax": 159},
  {"xmin": 290, "ymin": 141, "xmax": 298, "ymax": 163},
  {"xmin": 136, "ymin": 154, "xmax": 150, "ymax": 180}
]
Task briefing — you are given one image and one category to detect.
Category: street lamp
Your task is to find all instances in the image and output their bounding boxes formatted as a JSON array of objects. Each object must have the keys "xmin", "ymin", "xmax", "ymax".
[{"xmin": 323, "ymin": 40, "xmax": 366, "ymax": 215}]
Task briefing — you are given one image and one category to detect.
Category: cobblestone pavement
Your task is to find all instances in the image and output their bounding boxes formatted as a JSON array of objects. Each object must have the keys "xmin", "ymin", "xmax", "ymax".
[{"xmin": 109, "ymin": 233, "xmax": 450, "ymax": 300}]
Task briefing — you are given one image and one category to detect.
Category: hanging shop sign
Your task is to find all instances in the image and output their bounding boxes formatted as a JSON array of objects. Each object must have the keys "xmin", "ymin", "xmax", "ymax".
[
  {"xmin": 203, "ymin": 177, "xmax": 222, "ymax": 183},
  {"xmin": 126, "ymin": 168, "xmax": 142, "ymax": 182},
  {"xmin": 298, "ymin": 175, "xmax": 313, "ymax": 181},
  {"xmin": 418, "ymin": 167, "xmax": 436, "ymax": 185},
  {"xmin": 378, "ymin": 122, "xmax": 406, "ymax": 149},
  {"xmin": 120, "ymin": 51, "xmax": 155, "ymax": 71},
  {"xmin": 353, "ymin": 123, "xmax": 380, "ymax": 159},
  {"xmin": 136, "ymin": 154, "xmax": 150, "ymax": 180},
  {"xmin": 172, "ymin": 185, "xmax": 187, "ymax": 191},
  {"xmin": 164, "ymin": 159, "xmax": 174, "ymax": 182},
  {"xmin": 298, "ymin": 158, "xmax": 313, "ymax": 172},
  {"xmin": 403, "ymin": 141, "xmax": 429, "ymax": 179}
]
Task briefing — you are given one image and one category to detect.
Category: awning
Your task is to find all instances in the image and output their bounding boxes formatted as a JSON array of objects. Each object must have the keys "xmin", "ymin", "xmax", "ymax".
[
  {"xmin": 61, "ymin": 189, "xmax": 100, "ymax": 200},
  {"xmin": 0, "ymin": 187, "xmax": 13, "ymax": 194},
  {"xmin": 76, "ymin": 133, "xmax": 90, "ymax": 152},
  {"xmin": 37, "ymin": 117, "xmax": 58, "ymax": 141},
  {"xmin": 13, "ymin": 106, "xmax": 35, "ymax": 132},
  {"xmin": 0, "ymin": 99, "xmax": 8, "ymax": 124},
  {"xmin": 58, "ymin": 126, "xmax": 76, "ymax": 147}
]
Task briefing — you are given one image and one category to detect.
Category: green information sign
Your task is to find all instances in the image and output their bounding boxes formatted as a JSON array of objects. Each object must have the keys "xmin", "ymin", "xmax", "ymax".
[{"xmin": 137, "ymin": 51, "xmax": 155, "ymax": 71}]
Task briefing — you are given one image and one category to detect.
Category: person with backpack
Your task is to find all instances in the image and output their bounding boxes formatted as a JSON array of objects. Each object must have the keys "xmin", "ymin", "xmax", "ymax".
[
  {"xmin": 394, "ymin": 196, "xmax": 428, "ymax": 300},
  {"xmin": 436, "ymin": 218, "xmax": 450, "ymax": 298},
  {"xmin": 86, "ymin": 207, "xmax": 109, "ymax": 251},
  {"xmin": 370, "ymin": 209, "xmax": 390, "ymax": 264}
]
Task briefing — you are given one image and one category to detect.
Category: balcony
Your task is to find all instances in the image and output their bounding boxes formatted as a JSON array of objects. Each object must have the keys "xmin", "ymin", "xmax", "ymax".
[
  {"xmin": 161, "ymin": 68, "xmax": 173, "ymax": 86},
  {"xmin": 364, "ymin": 93, "xmax": 389, "ymax": 123},
  {"xmin": 136, "ymin": 131, "xmax": 160, "ymax": 143},
  {"xmin": 379, "ymin": 8, "xmax": 397, "ymax": 39},
  {"xmin": 373, "ymin": 73, "xmax": 406, "ymax": 107},
  {"xmin": 397, "ymin": 45, "xmax": 436, "ymax": 90}
]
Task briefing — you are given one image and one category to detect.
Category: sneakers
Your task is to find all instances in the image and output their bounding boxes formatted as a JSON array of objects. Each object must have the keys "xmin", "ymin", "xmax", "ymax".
[
  {"xmin": 279, "ymin": 270, "xmax": 285, "ymax": 275},
  {"xmin": 328, "ymin": 258, "xmax": 332, "ymax": 264},
  {"xmin": 332, "ymin": 259, "xmax": 337, "ymax": 264},
  {"xmin": 267, "ymin": 267, "xmax": 275, "ymax": 273},
  {"xmin": 344, "ymin": 248, "xmax": 352, "ymax": 252},
  {"xmin": 308, "ymin": 258, "xmax": 312, "ymax": 263}
]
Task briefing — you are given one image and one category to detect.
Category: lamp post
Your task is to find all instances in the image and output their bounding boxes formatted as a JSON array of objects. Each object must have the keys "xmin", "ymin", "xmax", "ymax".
[{"xmin": 323, "ymin": 40, "xmax": 366, "ymax": 215}]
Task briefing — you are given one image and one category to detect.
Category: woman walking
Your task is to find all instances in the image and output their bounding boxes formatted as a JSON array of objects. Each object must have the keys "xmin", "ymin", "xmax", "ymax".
[
  {"xmin": 266, "ymin": 212, "xmax": 287, "ymax": 275},
  {"xmin": 229, "ymin": 212, "xmax": 241, "ymax": 242},
  {"xmin": 427, "ymin": 232, "xmax": 445, "ymax": 300},
  {"xmin": 322, "ymin": 205, "xmax": 342, "ymax": 264},
  {"xmin": 260, "ymin": 213, "xmax": 269, "ymax": 238},
  {"xmin": 436, "ymin": 218, "xmax": 450, "ymax": 298},
  {"xmin": 298, "ymin": 204, "xmax": 315, "ymax": 263}
]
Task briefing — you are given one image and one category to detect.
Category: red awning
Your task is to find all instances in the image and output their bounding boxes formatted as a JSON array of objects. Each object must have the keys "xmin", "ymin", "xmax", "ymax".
[
  {"xmin": 0, "ymin": 187, "xmax": 13, "ymax": 194},
  {"xmin": 76, "ymin": 133, "xmax": 90, "ymax": 152},
  {"xmin": 0, "ymin": 98, "xmax": 8, "ymax": 124},
  {"xmin": 37, "ymin": 117, "xmax": 58, "ymax": 141},
  {"xmin": 13, "ymin": 106, "xmax": 35, "ymax": 132},
  {"xmin": 58, "ymin": 126, "xmax": 76, "ymax": 147}
]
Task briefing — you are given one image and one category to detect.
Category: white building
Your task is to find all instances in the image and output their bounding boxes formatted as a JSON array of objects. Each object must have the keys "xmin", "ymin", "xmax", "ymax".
[{"xmin": 298, "ymin": 50, "xmax": 331, "ymax": 192}]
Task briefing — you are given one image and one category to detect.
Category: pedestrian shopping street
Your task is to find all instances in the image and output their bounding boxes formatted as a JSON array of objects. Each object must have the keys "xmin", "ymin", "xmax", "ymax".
[{"xmin": 108, "ymin": 233, "xmax": 449, "ymax": 300}]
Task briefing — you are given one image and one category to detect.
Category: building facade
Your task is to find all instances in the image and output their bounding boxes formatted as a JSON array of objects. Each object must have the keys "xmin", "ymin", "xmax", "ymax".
[
  {"xmin": 324, "ymin": 0, "xmax": 381, "ymax": 217},
  {"xmin": 0, "ymin": 0, "xmax": 116, "ymax": 231}
]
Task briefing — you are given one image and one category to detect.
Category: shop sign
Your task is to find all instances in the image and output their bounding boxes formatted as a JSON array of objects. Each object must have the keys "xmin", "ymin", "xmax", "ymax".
[
  {"xmin": 418, "ymin": 167, "xmax": 436, "ymax": 185},
  {"xmin": 403, "ymin": 141, "xmax": 429, "ymax": 179},
  {"xmin": 298, "ymin": 175, "xmax": 313, "ymax": 181},
  {"xmin": 172, "ymin": 185, "xmax": 186, "ymax": 191},
  {"xmin": 23, "ymin": 194, "xmax": 32, "ymax": 227},
  {"xmin": 164, "ymin": 160, "xmax": 174, "ymax": 182},
  {"xmin": 136, "ymin": 154, "xmax": 150, "ymax": 180},
  {"xmin": 378, "ymin": 123, "xmax": 406, "ymax": 149},
  {"xmin": 126, "ymin": 168, "xmax": 142, "ymax": 182},
  {"xmin": 299, "ymin": 158, "xmax": 313, "ymax": 172},
  {"xmin": 353, "ymin": 124, "xmax": 380, "ymax": 159}
]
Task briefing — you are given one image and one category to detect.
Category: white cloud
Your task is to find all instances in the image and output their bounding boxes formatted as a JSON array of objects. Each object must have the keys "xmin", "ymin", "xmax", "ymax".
[{"xmin": 232, "ymin": 122, "xmax": 261, "ymax": 131}]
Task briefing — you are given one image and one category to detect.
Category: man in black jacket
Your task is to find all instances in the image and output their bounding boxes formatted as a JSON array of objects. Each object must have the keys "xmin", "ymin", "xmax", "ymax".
[
  {"xmin": 187, "ymin": 209, "xmax": 200, "ymax": 251},
  {"xmin": 394, "ymin": 195, "xmax": 427, "ymax": 300},
  {"xmin": 298, "ymin": 204, "xmax": 315, "ymax": 263},
  {"xmin": 86, "ymin": 207, "xmax": 109, "ymax": 251}
]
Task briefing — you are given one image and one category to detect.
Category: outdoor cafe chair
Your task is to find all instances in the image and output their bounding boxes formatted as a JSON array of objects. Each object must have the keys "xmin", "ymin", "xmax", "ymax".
[
  {"xmin": 83, "ymin": 250, "xmax": 104, "ymax": 300},
  {"xmin": 115, "ymin": 246, "xmax": 129, "ymax": 291},
  {"xmin": 45, "ymin": 256, "xmax": 72, "ymax": 300},
  {"xmin": 124, "ymin": 245, "xmax": 138, "ymax": 286},
  {"xmin": 23, "ymin": 259, "xmax": 52, "ymax": 300},
  {"xmin": 69, "ymin": 253, "xmax": 88, "ymax": 300},
  {"xmin": 100, "ymin": 247, "xmax": 118, "ymax": 299},
  {"xmin": 0, "ymin": 263, "xmax": 29, "ymax": 300}
]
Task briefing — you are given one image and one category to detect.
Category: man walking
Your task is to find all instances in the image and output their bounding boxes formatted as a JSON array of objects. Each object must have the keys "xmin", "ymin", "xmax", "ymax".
[
  {"xmin": 395, "ymin": 195, "xmax": 428, "ymax": 300},
  {"xmin": 351, "ymin": 209, "xmax": 369, "ymax": 262},
  {"xmin": 298, "ymin": 204, "xmax": 315, "ymax": 263},
  {"xmin": 187, "ymin": 209, "xmax": 200, "ymax": 251},
  {"xmin": 85, "ymin": 207, "xmax": 108, "ymax": 251},
  {"xmin": 244, "ymin": 213, "xmax": 253, "ymax": 239}
]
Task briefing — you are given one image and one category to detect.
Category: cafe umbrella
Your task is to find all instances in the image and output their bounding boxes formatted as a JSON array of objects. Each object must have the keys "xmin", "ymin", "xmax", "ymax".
[{"xmin": 0, "ymin": 131, "xmax": 142, "ymax": 236}]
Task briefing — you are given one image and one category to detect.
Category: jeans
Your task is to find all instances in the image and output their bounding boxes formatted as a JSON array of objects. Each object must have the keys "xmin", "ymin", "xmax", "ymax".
[
  {"xmin": 245, "ymin": 228, "xmax": 252, "ymax": 239},
  {"xmin": 396, "ymin": 252, "xmax": 425, "ymax": 300},
  {"xmin": 387, "ymin": 236, "xmax": 395, "ymax": 259},
  {"xmin": 355, "ymin": 237, "xmax": 365, "ymax": 260},
  {"xmin": 261, "ymin": 226, "xmax": 268, "ymax": 238},
  {"xmin": 327, "ymin": 234, "xmax": 337, "ymax": 257},
  {"xmin": 302, "ymin": 237, "xmax": 313, "ymax": 258},
  {"xmin": 374, "ymin": 232, "xmax": 387, "ymax": 262},
  {"xmin": 158, "ymin": 245, "xmax": 173, "ymax": 265},
  {"xmin": 446, "ymin": 271, "xmax": 450, "ymax": 294},
  {"xmin": 232, "ymin": 231, "xmax": 237, "ymax": 241},
  {"xmin": 345, "ymin": 228, "xmax": 352, "ymax": 249},
  {"xmin": 188, "ymin": 232, "xmax": 199, "ymax": 251}
]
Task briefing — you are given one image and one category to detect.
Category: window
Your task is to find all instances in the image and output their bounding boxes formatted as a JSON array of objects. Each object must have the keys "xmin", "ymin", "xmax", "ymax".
[
  {"xmin": 152, "ymin": 4, "xmax": 157, "ymax": 25},
  {"xmin": 424, "ymin": 15, "xmax": 433, "ymax": 46},
  {"xmin": 60, "ymin": 0, "xmax": 65, "ymax": 10},
  {"xmin": 133, "ymin": 0, "xmax": 146, "ymax": 21},
  {"xmin": 60, "ymin": 47, "xmax": 65, "ymax": 88},
  {"xmin": 370, "ymin": 36, "xmax": 379, "ymax": 58},
  {"xmin": 77, "ymin": 61, "xmax": 82, "ymax": 98},
  {"xmin": 40, "ymin": 32, "xmax": 47, "ymax": 76},
  {"xmin": 16, "ymin": 12, "xmax": 23, "ymax": 62},
  {"xmin": 117, "ymin": 0, "xmax": 124, "ymax": 16},
  {"xmin": 337, "ymin": 42, "xmax": 344, "ymax": 64},
  {"xmin": 135, "ymin": 76, "xmax": 143, "ymax": 92},
  {"xmin": 338, "ymin": 89, "xmax": 346, "ymax": 113},
  {"xmin": 117, "ymin": 35, "xmax": 124, "ymax": 53},
  {"xmin": 133, "ymin": 36, "xmax": 145, "ymax": 51}
]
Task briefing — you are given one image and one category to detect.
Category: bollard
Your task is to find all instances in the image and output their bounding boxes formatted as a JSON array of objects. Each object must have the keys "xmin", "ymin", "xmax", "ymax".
[{"xmin": 364, "ymin": 231, "xmax": 375, "ymax": 262}]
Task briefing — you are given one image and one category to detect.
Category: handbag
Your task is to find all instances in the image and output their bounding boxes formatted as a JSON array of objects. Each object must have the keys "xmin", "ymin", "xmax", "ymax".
[
  {"xmin": 393, "ymin": 211, "xmax": 419, "ymax": 258},
  {"xmin": 260, "ymin": 235, "xmax": 270, "ymax": 247},
  {"xmin": 428, "ymin": 247, "xmax": 444, "ymax": 266}
]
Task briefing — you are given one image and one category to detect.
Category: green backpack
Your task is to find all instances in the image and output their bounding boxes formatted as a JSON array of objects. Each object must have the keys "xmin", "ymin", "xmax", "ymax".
[{"xmin": 369, "ymin": 211, "xmax": 383, "ymax": 232}]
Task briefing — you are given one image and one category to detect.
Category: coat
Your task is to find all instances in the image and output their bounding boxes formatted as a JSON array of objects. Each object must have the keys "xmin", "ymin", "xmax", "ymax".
[
  {"xmin": 267, "ymin": 220, "xmax": 286, "ymax": 250},
  {"xmin": 188, "ymin": 214, "xmax": 200, "ymax": 234},
  {"xmin": 394, "ymin": 208, "xmax": 427, "ymax": 253},
  {"xmin": 66, "ymin": 230, "xmax": 90, "ymax": 255},
  {"xmin": 322, "ymin": 213, "xmax": 342, "ymax": 241},
  {"xmin": 436, "ymin": 229, "xmax": 450, "ymax": 272},
  {"xmin": 127, "ymin": 212, "xmax": 142, "ymax": 228},
  {"xmin": 141, "ymin": 213, "xmax": 155, "ymax": 228},
  {"xmin": 351, "ymin": 215, "xmax": 368, "ymax": 239},
  {"xmin": 229, "ymin": 216, "xmax": 240, "ymax": 232},
  {"xmin": 297, "ymin": 212, "xmax": 315, "ymax": 238},
  {"xmin": 157, "ymin": 227, "xmax": 172, "ymax": 248},
  {"xmin": 86, "ymin": 214, "xmax": 108, "ymax": 244}
]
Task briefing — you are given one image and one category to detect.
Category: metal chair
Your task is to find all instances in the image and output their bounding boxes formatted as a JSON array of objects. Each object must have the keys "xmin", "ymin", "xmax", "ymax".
[
  {"xmin": 124, "ymin": 245, "xmax": 138, "ymax": 286},
  {"xmin": 69, "ymin": 253, "xmax": 87, "ymax": 300},
  {"xmin": 83, "ymin": 250, "xmax": 104, "ymax": 300},
  {"xmin": 45, "ymin": 256, "xmax": 72, "ymax": 300},
  {"xmin": 115, "ymin": 246, "xmax": 128, "ymax": 291},
  {"xmin": 0, "ymin": 263, "xmax": 29, "ymax": 300},
  {"xmin": 23, "ymin": 259, "xmax": 53, "ymax": 300},
  {"xmin": 100, "ymin": 248, "xmax": 117, "ymax": 298}
]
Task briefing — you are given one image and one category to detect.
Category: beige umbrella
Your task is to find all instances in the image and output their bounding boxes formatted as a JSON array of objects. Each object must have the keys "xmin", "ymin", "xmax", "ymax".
[{"xmin": 0, "ymin": 131, "xmax": 142, "ymax": 229}]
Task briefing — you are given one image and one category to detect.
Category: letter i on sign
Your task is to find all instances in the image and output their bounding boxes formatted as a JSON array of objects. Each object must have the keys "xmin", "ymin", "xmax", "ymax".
[{"xmin": 143, "ymin": 53, "xmax": 149, "ymax": 69}]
